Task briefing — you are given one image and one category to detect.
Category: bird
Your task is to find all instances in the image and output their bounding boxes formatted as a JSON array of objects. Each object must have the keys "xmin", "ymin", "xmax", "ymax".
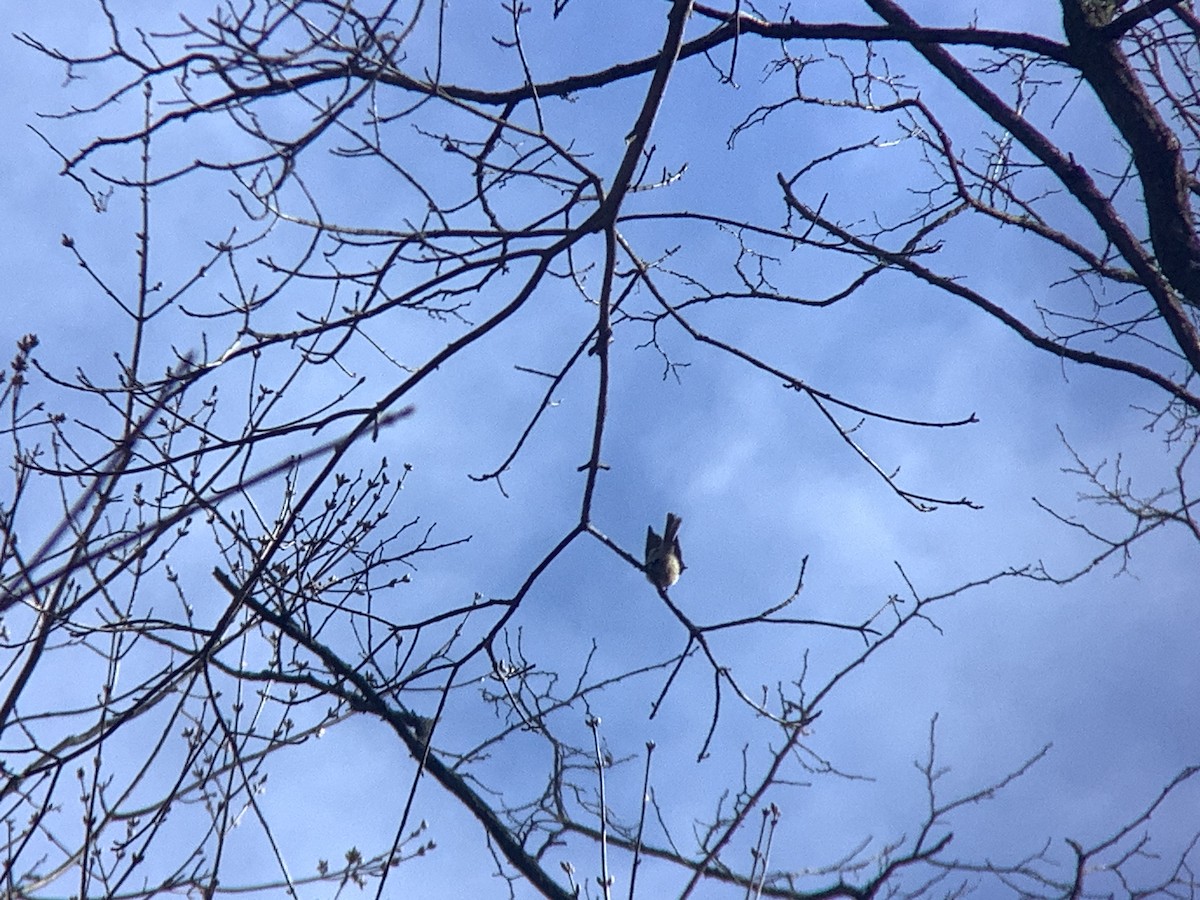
[{"xmin": 645, "ymin": 513, "xmax": 684, "ymax": 589}]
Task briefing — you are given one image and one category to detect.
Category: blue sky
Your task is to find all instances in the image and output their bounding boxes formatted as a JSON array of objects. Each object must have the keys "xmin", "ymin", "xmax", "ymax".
[{"xmin": 2, "ymin": 1, "xmax": 1198, "ymax": 897}]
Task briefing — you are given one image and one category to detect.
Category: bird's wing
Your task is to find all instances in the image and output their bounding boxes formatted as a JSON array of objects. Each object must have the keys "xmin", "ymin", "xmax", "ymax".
[{"xmin": 645, "ymin": 525, "xmax": 660, "ymax": 558}]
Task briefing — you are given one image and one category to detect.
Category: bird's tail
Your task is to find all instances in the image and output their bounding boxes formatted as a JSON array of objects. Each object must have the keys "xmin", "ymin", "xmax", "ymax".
[{"xmin": 662, "ymin": 513, "xmax": 682, "ymax": 544}]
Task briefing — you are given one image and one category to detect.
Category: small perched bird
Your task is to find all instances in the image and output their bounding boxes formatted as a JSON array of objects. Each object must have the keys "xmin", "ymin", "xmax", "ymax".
[{"xmin": 645, "ymin": 513, "xmax": 684, "ymax": 589}]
